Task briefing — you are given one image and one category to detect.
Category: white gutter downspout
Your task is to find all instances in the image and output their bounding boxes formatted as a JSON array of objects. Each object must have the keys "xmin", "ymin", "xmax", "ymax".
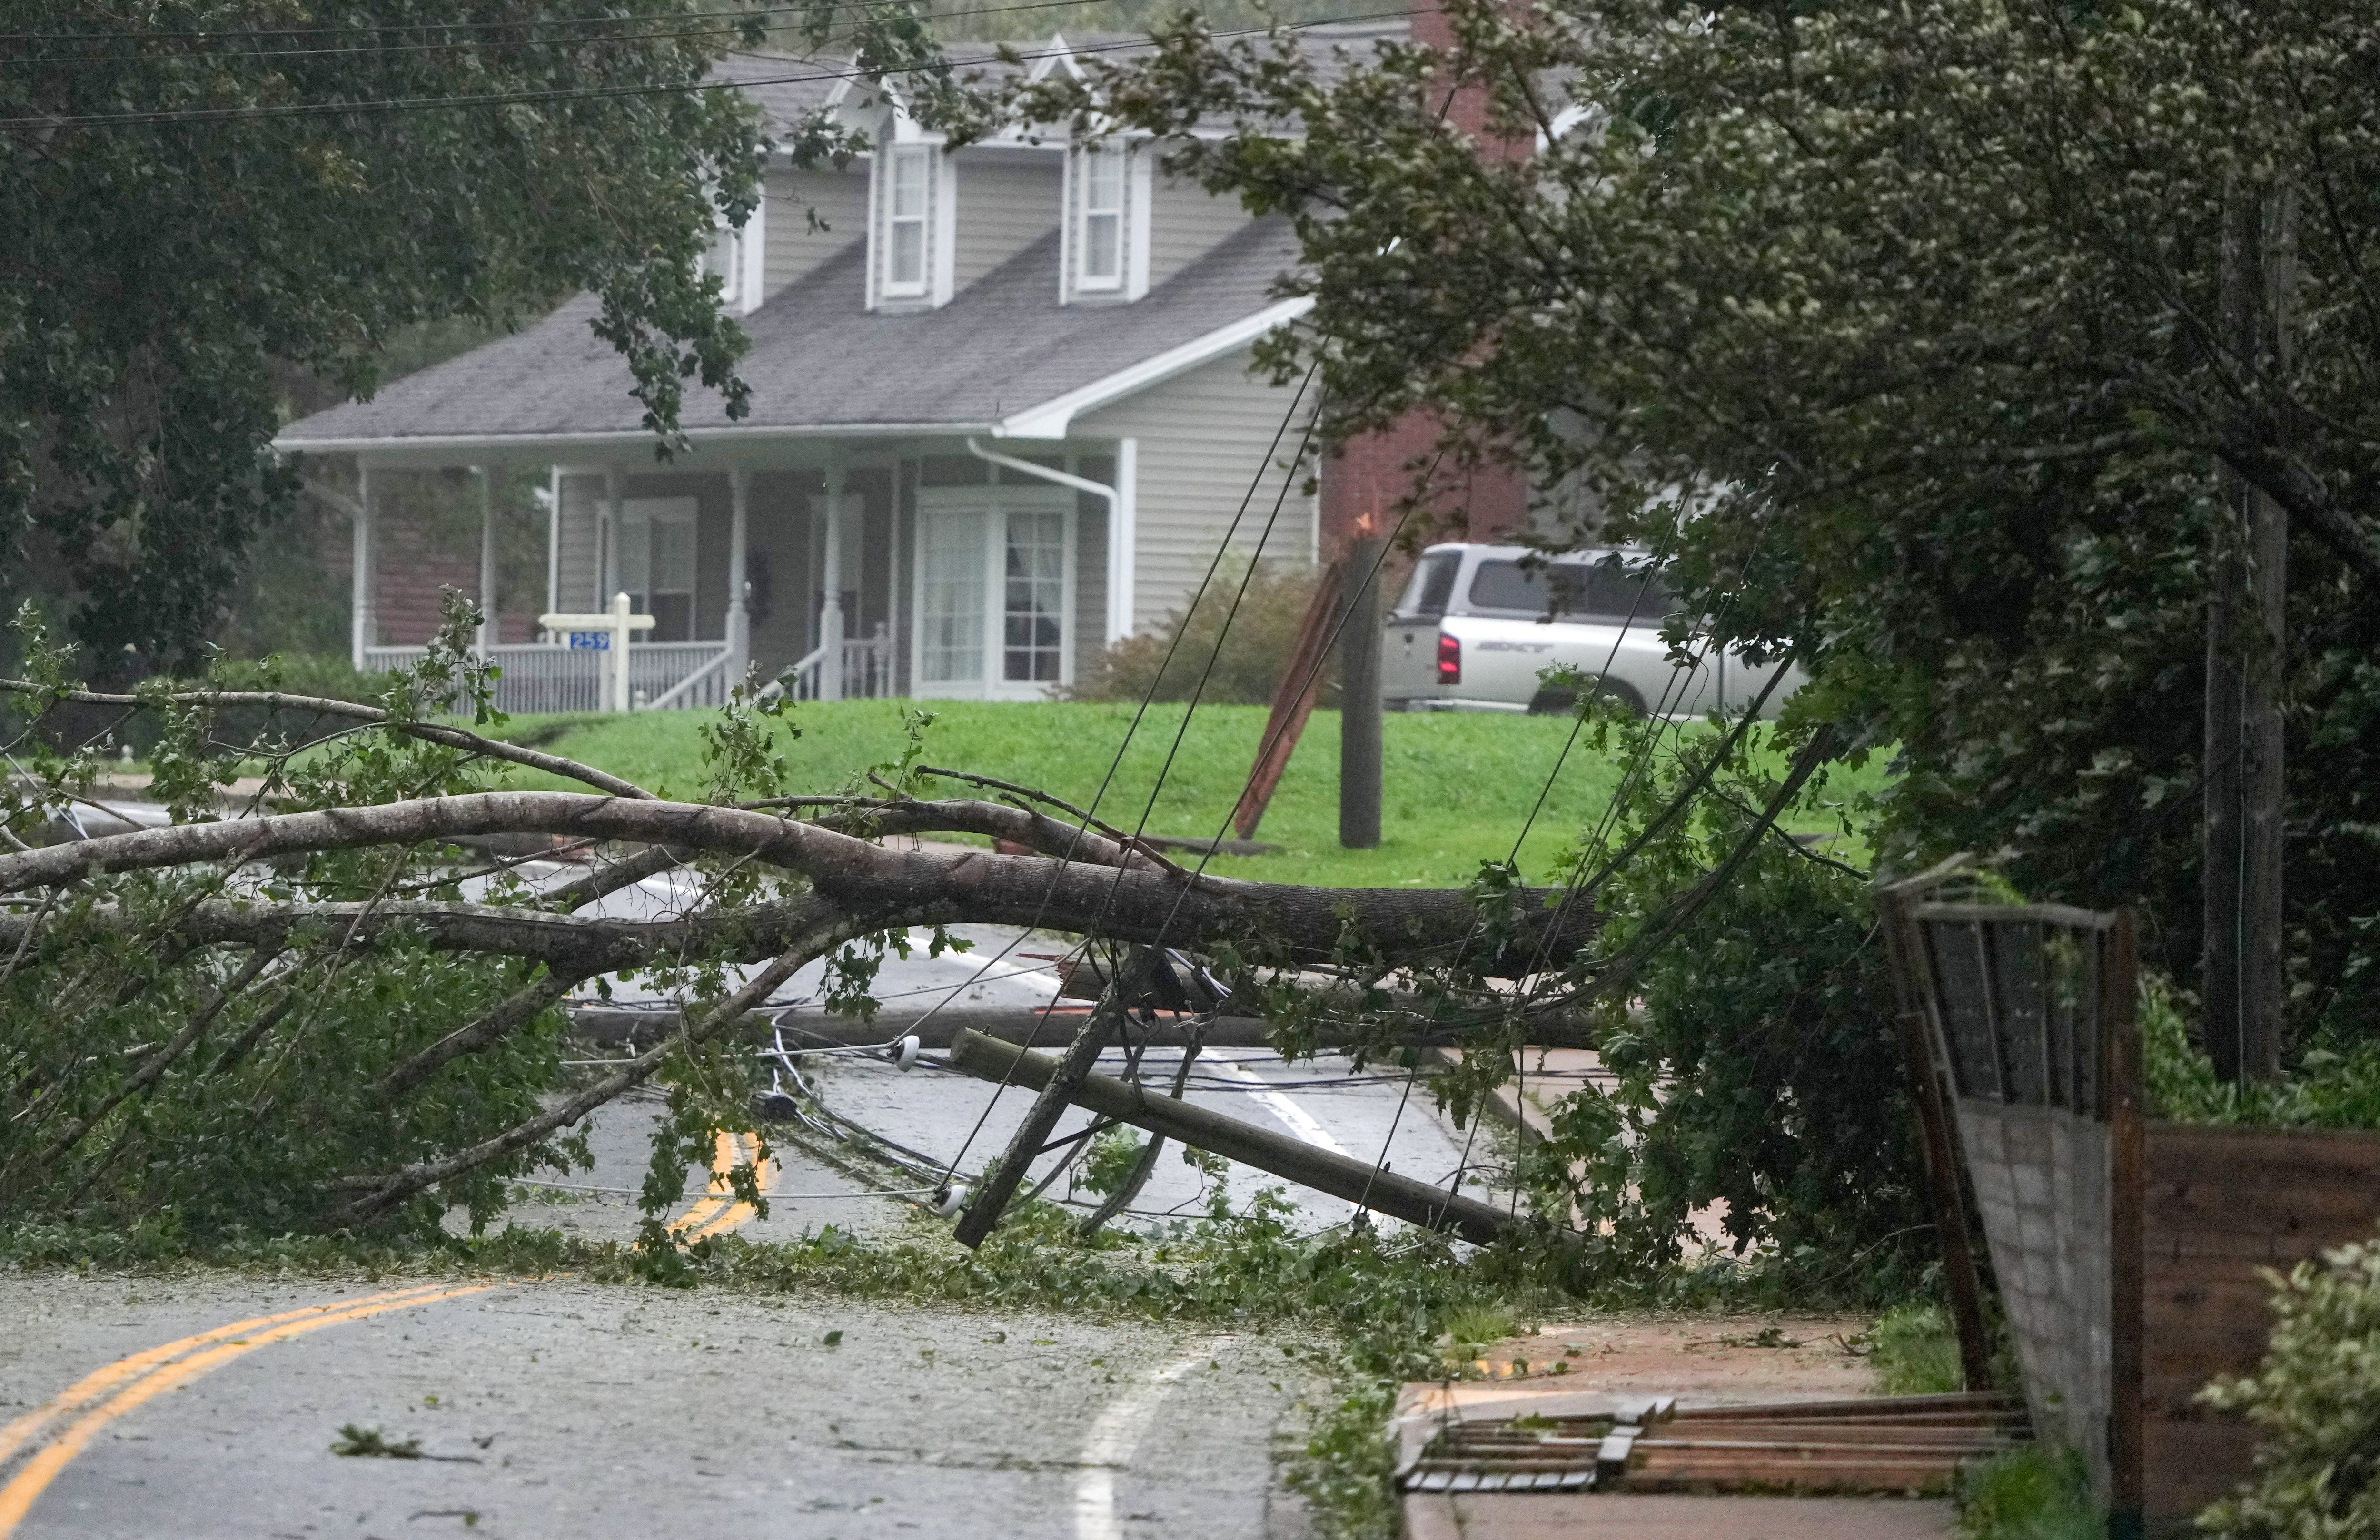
[{"xmin": 965, "ymin": 437, "xmax": 1134, "ymax": 644}]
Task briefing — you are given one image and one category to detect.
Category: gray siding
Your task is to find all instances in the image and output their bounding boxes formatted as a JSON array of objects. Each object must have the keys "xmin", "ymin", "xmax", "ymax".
[
  {"xmin": 764, "ymin": 165, "xmax": 868, "ymax": 297},
  {"xmin": 953, "ymin": 156, "xmax": 1061, "ymax": 291},
  {"xmin": 1073, "ymin": 350, "xmax": 1317, "ymax": 631},
  {"xmin": 1145, "ymin": 170, "xmax": 1252, "ymax": 292}
]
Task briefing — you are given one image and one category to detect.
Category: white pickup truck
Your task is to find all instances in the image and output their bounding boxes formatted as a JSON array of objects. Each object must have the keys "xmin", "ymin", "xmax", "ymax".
[{"xmin": 1379, "ymin": 543, "xmax": 1804, "ymax": 717}]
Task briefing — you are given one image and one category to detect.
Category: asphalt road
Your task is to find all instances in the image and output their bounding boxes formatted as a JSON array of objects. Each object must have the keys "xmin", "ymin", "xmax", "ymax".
[
  {"xmin": 1, "ymin": 916, "xmax": 1528, "ymax": 1538},
  {"xmin": 0, "ymin": 1274, "xmax": 1319, "ymax": 1540}
]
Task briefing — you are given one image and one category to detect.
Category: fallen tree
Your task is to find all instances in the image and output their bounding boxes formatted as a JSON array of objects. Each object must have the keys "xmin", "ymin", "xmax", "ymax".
[{"xmin": 0, "ymin": 606, "xmax": 1611, "ymax": 1243}]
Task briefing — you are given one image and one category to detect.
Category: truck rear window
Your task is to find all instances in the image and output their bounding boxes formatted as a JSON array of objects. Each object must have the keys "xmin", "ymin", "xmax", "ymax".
[
  {"xmin": 1393, "ymin": 553, "xmax": 1461, "ymax": 619},
  {"xmin": 1464, "ymin": 559, "xmax": 1673, "ymax": 621}
]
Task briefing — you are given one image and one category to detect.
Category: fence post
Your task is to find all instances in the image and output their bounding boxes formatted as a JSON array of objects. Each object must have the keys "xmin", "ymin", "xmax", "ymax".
[{"xmin": 1877, "ymin": 867, "xmax": 1994, "ymax": 1391}]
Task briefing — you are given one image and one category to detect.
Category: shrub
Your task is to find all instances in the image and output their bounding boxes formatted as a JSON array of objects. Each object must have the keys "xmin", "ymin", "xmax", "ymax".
[
  {"xmin": 2198, "ymin": 1238, "xmax": 2380, "ymax": 1539},
  {"xmin": 1067, "ymin": 559, "xmax": 1329, "ymax": 706},
  {"xmin": 2144, "ymin": 975, "xmax": 2380, "ymax": 1128}
]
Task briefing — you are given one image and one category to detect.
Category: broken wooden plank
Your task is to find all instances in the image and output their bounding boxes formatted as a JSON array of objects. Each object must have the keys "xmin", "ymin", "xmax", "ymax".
[
  {"xmin": 1231, "ymin": 556, "xmax": 1345, "ymax": 842},
  {"xmin": 945, "ymin": 1027, "xmax": 1521, "ymax": 1244}
]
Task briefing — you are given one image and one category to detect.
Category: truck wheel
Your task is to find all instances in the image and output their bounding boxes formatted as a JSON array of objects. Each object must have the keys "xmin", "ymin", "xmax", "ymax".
[{"xmin": 1528, "ymin": 680, "xmax": 1646, "ymax": 718}]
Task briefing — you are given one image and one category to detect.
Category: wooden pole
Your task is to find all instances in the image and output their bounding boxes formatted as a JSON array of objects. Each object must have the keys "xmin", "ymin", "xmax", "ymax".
[
  {"xmin": 1339, "ymin": 538, "xmax": 1383, "ymax": 849},
  {"xmin": 946, "ymin": 1028, "xmax": 1519, "ymax": 1244},
  {"xmin": 2205, "ymin": 186, "xmax": 2292, "ymax": 1083}
]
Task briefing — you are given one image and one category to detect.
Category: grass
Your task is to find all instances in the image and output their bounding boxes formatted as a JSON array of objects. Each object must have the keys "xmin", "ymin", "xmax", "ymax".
[
  {"xmin": 490, "ymin": 700, "xmax": 1890, "ymax": 890},
  {"xmin": 1956, "ymin": 1446, "xmax": 2102, "ymax": 1540},
  {"xmin": 1868, "ymin": 1298, "xmax": 1965, "ymax": 1395}
]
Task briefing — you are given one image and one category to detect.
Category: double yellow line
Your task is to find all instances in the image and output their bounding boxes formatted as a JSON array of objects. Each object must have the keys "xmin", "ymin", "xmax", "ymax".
[
  {"xmin": 669, "ymin": 1129, "xmax": 775, "ymax": 1243},
  {"xmin": 0, "ymin": 1132, "xmax": 777, "ymax": 1536},
  {"xmin": 0, "ymin": 1280, "xmax": 509, "ymax": 1534}
]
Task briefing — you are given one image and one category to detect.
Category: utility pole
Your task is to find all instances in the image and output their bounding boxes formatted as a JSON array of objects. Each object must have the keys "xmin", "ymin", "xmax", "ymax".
[
  {"xmin": 2205, "ymin": 185, "xmax": 2294, "ymax": 1083},
  {"xmin": 1339, "ymin": 536, "xmax": 1384, "ymax": 849}
]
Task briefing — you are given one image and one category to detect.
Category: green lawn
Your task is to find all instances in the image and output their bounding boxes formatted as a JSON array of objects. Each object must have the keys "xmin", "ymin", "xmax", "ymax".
[{"xmin": 493, "ymin": 701, "xmax": 1887, "ymax": 890}]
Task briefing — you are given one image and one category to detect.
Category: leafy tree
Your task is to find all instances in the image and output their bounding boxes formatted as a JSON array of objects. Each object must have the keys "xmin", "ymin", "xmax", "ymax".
[
  {"xmin": 0, "ymin": 0, "xmax": 938, "ymax": 669},
  {"xmin": 1051, "ymin": 0, "xmax": 2380, "ymax": 1039}
]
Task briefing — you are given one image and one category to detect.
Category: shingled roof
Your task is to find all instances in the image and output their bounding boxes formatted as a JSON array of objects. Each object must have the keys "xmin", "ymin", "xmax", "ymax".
[{"xmin": 278, "ymin": 214, "xmax": 1308, "ymax": 451}]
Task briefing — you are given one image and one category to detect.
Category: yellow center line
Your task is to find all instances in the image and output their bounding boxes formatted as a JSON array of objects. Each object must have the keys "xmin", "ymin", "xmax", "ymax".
[
  {"xmin": 668, "ymin": 1130, "xmax": 775, "ymax": 1243},
  {"xmin": 0, "ymin": 1280, "xmax": 467, "ymax": 1469},
  {"xmin": 0, "ymin": 1280, "xmax": 511, "ymax": 1536},
  {"xmin": 682, "ymin": 1134, "xmax": 777, "ymax": 1243},
  {"xmin": 1, "ymin": 1126, "xmax": 772, "ymax": 1533},
  {"xmin": 666, "ymin": 1130, "xmax": 743, "ymax": 1238}
]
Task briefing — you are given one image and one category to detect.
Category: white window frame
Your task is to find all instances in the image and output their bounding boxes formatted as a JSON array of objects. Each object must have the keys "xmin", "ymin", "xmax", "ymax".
[
  {"xmin": 702, "ymin": 196, "xmax": 766, "ymax": 316},
  {"xmin": 1076, "ymin": 144, "xmax": 1125, "ymax": 292},
  {"xmin": 1062, "ymin": 138, "xmax": 1152, "ymax": 304},
  {"xmin": 882, "ymin": 145, "xmax": 931, "ymax": 298},
  {"xmin": 909, "ymin": 484, "xmax": 1077, "ymax": 700}
]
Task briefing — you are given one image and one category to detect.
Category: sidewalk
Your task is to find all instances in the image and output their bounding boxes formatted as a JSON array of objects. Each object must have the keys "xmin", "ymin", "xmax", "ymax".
[{"xmin": 1396, "ymin": 1315, "xmax": 1961, "ymax": 1540}]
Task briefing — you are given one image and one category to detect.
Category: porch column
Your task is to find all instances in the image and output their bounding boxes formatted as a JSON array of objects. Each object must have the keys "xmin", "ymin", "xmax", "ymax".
[
  {"xmin": 543, "ymin": 467, "xmax": 562, "ymax": 620},
  {"xmin": 600, "ymin": 467, "xmax": 624, "ymax": 608},
  {"xmin": 821, "ymin": 460, "xmax": 847, "ymax": 701},
  {"xmin": 350, "ymin": 463, "xmax": 376, "ymax": 671},
  {"xmin": 726, "ymin": 467, "xmax": 752, "ymax": 685},
  {"xmin": 475, "ymin": 465, "xmax": 497, "ymax": 655}
]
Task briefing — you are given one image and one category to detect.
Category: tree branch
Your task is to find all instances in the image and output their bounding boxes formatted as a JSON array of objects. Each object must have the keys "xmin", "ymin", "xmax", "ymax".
[
  {"xmin": 0, "ymin": 793, "xmax": 1600, "ymax": 975},
  {"xmin": 0, "ymin": 681, "xmax": 654, "ymax": 800}
]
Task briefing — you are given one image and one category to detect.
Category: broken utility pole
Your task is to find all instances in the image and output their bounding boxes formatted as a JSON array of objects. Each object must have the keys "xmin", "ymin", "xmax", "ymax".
[
  {"xmin": 946, "ymin": 1028, "xmax": 1519, "ymax": 1245},
  {"xmin": 952, "ymin": 946, "xmax": 1163, "ymax": 1248},
  {"xmin": 2205, "ymin": 184, "xmax": 2294, "ymax": 1084},
  {"xmin": 1339, "ymin": 536, "xmax": 1385, "ymax": 850}
]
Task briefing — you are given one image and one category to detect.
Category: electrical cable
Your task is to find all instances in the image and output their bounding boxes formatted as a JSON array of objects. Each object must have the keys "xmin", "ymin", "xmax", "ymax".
[
  {"xmin": 1, "ymin": 11, "xmax": 1428, "ymax": 129},
  {"xmin": 932, "ymin": 363, "xmax": 1321, "ymax": 1183},
  {"xmin": 2, "ymin": 0, "xmax": 1190, "ymax": 66}
]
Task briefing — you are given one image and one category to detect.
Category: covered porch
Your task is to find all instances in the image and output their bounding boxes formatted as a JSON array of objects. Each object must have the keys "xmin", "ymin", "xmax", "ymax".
[{"xmin": 347, "ymin": 434, "xmax": 1138, "ymax": 715}]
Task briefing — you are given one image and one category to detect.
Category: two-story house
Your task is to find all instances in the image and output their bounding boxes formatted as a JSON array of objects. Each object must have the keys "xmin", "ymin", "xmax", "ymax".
[{"xmin": 276, "ymin": 29, "xmax": 1411, "ymax": 711}]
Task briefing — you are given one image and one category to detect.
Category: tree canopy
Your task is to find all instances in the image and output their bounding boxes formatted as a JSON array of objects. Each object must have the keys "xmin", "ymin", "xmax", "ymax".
[
  {"xmin": 0, "ymin": 0, "xmax": 940, "ymax": 669},
  {"xmin": 1058, "ymin": 0, "xmax": 2380, "ymax": 1039}
]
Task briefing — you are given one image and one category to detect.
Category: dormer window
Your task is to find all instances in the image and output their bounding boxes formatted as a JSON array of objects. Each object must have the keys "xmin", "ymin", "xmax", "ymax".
[
  {"xmin": 702, "ymin": 198, "xmax": 764, "ymax": 316},
  {"xmin": 870, "ymin": 138, "xmax": 952, "ymax": 309},
  {"xmin": 884, "ymin": 147, "xmax": 930, "ymax": 296},
  {"xmin": 1078, "ymin": 145, "xmax": 1124, "ymax": 290},
  {"xmin": 1063, "ymin": 139, "xmax": 1149, "ymax": 304}
]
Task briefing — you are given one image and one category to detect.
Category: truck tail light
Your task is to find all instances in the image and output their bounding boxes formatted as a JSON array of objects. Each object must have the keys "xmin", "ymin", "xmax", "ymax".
[{"xmin": 1436, "ymin": 631, "xmax": 1461, "ymax": 684}]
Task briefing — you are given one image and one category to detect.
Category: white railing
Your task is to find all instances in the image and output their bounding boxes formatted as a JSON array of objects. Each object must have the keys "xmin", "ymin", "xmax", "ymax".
[
  {"xmin": 360, "ymin": 641, "xmax": 733, "ymax": 715},
  {"xmin": 774, "ymin": 625, "xmax": 895, "ymax": 701}
]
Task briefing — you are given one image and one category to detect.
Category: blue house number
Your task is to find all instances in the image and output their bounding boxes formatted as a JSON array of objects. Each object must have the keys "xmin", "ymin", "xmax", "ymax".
[{"xmin": 566, "ymin": 632, "xmax": 610, "ymax": 650}]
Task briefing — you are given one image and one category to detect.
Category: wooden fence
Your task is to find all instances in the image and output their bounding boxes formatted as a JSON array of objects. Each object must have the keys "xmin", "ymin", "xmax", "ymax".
[{"xmin": 1884, "ymin": 868, "xmax": 2380, "ymax": 1536}]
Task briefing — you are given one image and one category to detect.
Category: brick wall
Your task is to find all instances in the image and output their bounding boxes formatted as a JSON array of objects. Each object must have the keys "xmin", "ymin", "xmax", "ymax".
[{"xmin": 1314, "ymin": 6, "xmax": 1532, "ymax": 560}]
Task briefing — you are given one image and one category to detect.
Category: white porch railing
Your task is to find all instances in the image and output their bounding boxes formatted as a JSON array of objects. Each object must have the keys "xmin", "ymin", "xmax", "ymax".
[
  {"xmin": 774, "ymin": 625, "xmax": 896, "ymax": 702},
  {"xmin": 361, "ymin": 641, "xmax": 733, "ymax": 715}
]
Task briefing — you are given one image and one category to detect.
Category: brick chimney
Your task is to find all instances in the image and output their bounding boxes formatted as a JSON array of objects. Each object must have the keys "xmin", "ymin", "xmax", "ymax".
[{"xmin": 1316, "ymin": 3, "xmax": 1529, "ymax": 560}]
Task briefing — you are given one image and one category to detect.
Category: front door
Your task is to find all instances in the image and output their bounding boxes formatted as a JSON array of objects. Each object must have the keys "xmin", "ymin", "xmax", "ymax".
[{"xmin": 912, "ymin": 490, "xmax": 1075, "ymax": 700}]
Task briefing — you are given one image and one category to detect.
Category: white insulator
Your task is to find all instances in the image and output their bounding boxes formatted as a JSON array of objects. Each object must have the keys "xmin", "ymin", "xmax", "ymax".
[
  {"xmin": 930, "ymin": 1183, "xmax": 968, "ymax": 1219},
  {"xmin": 893, "ymin": 1035, "xmax": 921, "ymax": 1072}
]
